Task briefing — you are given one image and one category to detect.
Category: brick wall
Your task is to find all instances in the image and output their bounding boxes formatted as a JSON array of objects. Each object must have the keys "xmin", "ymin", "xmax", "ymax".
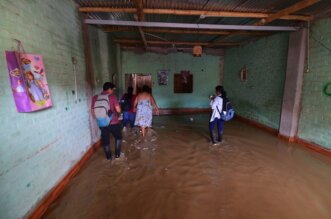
[
  {"xmin": 224, "ymin": 33, "xmax": 289, "ymax": 130},
  {"xmin": 297, "ymin": 18, "xmax": 331, "ymax": 149},
  {"xmin": 0, "ymin": 1, "xmax": 111, "ymax": 218}
]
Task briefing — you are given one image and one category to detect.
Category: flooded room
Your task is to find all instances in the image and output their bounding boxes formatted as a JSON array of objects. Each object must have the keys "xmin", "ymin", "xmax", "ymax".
[{"xmin": 1, "ymin": 0, "xmax": 331, "ymax": 219}]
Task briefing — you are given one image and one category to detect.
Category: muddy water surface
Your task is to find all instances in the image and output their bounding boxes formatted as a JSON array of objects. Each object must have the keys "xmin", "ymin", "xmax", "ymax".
[{"xmin": 44, "ymin": 115, "xmax": 331, "ymax": 219}]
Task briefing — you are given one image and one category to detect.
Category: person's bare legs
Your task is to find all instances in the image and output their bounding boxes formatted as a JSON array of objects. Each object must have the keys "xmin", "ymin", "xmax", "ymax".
[{"xmin": 141, "ymin": 126, "xmax": 146, "ymax": 137}]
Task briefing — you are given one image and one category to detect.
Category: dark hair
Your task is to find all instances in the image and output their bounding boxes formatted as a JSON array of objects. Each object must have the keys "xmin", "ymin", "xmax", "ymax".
[
  {"xmin": 127, "ymin": 86, "xmax": 133, "ymax": 94},
  {"xmin": 142, "ymin": 85, "xmax": 151, "ymax": 93},
  {"xmin": 215, "ymin": 85, "xmax": 226, "ymax": 98},
  {"xmin": 136, "ymin": 86, "xmax": 142, "ymax": 94},
  {"xmin": 127, "ymin": 86, "xmax": 133, "ymax": 99},
  {"xmin": 103, "ymin": 82, "xmax": 116, "ymax": 91}
]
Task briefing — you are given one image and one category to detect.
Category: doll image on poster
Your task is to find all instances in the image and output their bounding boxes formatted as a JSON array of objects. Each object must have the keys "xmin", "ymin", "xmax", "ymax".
[{"xmin": 5, "ymin": 51, "xmax": 52, "ymax": 112}]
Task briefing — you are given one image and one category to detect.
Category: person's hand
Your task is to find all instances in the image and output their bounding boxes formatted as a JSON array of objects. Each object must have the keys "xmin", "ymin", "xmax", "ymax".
[
  {"xmin": 155, "ymin": 108, "xmax": 160, "ymax": 116},
  {"xmin": 91, "ymin": 110, "xmax": 96, "ymax": 119}
]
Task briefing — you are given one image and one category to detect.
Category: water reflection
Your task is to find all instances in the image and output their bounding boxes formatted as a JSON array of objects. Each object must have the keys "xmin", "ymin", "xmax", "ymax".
[{"xmin": 44, "ymin": 114, "xmax": 331, "ymax": 219}]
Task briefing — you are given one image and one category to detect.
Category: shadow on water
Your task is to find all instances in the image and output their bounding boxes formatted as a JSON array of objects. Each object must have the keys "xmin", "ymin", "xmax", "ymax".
[{"xmin": 44, "ymin": 114, "xmax": 331, "ymax": 219}]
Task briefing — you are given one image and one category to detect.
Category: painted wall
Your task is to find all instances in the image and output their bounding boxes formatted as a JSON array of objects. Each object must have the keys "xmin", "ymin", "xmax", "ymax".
[
  {"xmin": 120, "ymin": 51, "xmax": 221, "ymax": 108},
  {"xmin": 0, "ymin": 1, "xmax": 111, "ymax": 218},
  {"xmin": 89, "ymin": 26, "xmax": 109, "ymax": 89},
  {"xmin": 108, "ymin": 36, "xmax": 120, "ymax": 88},
  {"xmin": 297, "ymin": 18, "xmax": 331, "ymax": 149},
  {"xmin": 224, "ymin": 33, "xmax": 289, "ymax": 129}
]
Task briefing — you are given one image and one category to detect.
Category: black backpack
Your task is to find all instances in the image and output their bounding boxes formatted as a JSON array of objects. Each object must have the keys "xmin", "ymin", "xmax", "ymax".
[{"xmin": 121, "ymin": 94, "xmax": 131, "ymax": 111}]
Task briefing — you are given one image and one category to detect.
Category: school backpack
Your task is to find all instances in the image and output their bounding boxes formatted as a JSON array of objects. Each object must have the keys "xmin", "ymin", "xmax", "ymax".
[
  {"xmin": 121, "ymin": 94, "xmax": 132, "ymax": 111},
  {"xmin": 221, "ymin": 97, "xmax": 235, "ymax": 121},
  {"xmin": 93, "ymin": 94, "xmax": 113, "ymax": 127}
]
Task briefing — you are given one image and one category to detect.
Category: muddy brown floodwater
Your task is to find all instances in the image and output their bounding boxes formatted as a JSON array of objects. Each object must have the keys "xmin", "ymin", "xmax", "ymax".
[{"xmin": 44, "ymin": 115, "xmax": 331, "ymax": 219}]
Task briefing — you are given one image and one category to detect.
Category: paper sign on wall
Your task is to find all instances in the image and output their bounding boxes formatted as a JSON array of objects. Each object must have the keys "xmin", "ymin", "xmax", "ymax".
[{"xmin": 5, "ymin": 51, "xmax": 52, "ymax": 112}]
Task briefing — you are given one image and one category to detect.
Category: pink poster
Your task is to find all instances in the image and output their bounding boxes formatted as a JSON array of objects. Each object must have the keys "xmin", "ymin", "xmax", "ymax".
[{"xmin": 5, "ymin": 51, "xmax": 52, "ymax": 112}]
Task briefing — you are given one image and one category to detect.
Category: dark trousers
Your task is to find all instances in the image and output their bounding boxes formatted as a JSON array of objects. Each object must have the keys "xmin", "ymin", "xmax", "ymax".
[
  {"xmin": 100, "ymin": 124, "xmax": 122, "ymax": 159},
  {"xmin": 123, "ymin": 111, "xmax": 135, "ymax": 128},
  {"xmin": 209, "ymin": 118, "xmax": 224, "ymax": 143}
]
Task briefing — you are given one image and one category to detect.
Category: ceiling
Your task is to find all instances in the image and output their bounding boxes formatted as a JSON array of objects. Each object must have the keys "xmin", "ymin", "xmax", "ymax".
[{"xmin": 74, "ymin": 0, "xmax": 331, "ymax": 49}]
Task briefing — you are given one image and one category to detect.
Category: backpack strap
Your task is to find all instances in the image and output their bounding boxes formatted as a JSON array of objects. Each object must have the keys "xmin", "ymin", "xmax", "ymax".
[
  {"xmin": 215, "ymin": 96, "xmax": 223, "ymax": 116},
  {"xmin": 216, "ymin": 106, "xmax": 222, "ymax": 116},
  {"xmin": 93, "ymin": 105, "xmax": 108, "ymax": 111}
]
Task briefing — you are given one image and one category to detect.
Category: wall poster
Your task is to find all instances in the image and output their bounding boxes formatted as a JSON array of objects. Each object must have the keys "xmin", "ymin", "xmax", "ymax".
[
  {"xmin": 5, "ymin": 51, "xmax": 52, "ymax": 112},
  {"xmin": 157, "ymin": 69, "xmax": 169, "ymax": 85}
]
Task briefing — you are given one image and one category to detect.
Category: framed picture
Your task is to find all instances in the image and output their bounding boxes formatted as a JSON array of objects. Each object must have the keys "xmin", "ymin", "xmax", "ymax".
[{"xmin": 174, "ymin": 71, "xmax": 193, "ymax": 93}]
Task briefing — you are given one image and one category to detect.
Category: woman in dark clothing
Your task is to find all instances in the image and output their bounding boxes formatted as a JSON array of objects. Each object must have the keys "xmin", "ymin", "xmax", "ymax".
[{"xmin": 120, "ymin": 86, "xmax": 136, "ymax": 129}]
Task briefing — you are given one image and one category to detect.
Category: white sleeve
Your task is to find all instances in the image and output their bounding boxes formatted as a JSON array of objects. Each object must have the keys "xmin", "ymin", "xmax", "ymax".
[
  {"xmin": 210, "ymin": 99, "xmax": 214, "ymax": 108},
  {"xmin": 219, "ymin": 97, "xmax": 223, "ymax": 112},
  {"xmin": 211, "ymin": 97, "xmax": 221, "ymax": 110}
]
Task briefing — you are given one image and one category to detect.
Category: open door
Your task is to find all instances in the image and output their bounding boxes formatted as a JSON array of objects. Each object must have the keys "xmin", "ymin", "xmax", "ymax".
[{"xmin": 124, "ymin": 73, "xmax": 152, "ymax": 94}]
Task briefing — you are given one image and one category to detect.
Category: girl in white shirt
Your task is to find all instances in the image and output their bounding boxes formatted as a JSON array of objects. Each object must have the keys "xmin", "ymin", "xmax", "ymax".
[{"xmin": 209, "ymin": 85, "xmax": 224, "ymax": 145}]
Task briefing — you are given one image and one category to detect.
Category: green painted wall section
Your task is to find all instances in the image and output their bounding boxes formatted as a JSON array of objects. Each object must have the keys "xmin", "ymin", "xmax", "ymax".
[
  {"xmin": 88, "ymin": 31, "xmax": 119, "ymax": 98},
  {"xmin": 88, "ymin": 28, "xmax": 117, "ymax": 93},
  {"xmin": 89, "ymin": 26, "xmax": 109, "ymax": 90},
  {"xmin": 108, "ymin": 36, "xmax": 119, "ymax": 89},
  {"xmin": 0, "ymin": 1, "xmax": 112, "ymax": 218},
  {"xmin": 120, "ymin": 51, "xmax": 221, "ymax": 108},
  {"xmin": 298, "ymin": 18, "xmax": 331, "ymax": 149},
  {"xmin": 224, "ymin": 33, "xmax": 289, "ymax": 130}
]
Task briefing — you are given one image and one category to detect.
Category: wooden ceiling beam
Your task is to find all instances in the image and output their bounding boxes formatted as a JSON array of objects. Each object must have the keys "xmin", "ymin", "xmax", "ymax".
[
  {"xmin": 113, "ymin": 39, "xmax": 240, "ymax": 47},
  {"xmin": 79, "ymin": 7, "xmax": 312, "ymax": 21},
  {"xmin": 134, "ymin": 0, "xmax": 144, "ymax": 21},
  {"xmin": 255, "ymin": 0, "xmax": 320, "ymax": 25},
  {"xmin": 80, "ymin": 8, "xmax": 137, "ymax": 13},
  {"xmin": 133, "ymin": 0, "xmax": 147, "ymax": 48},
  {"xmin": 104, "ymin": 27, "xmax": 270, "ymax": 36},
  {"xmin": 142, "ymin": 9, "xmax": 311, "ymax": 21}
]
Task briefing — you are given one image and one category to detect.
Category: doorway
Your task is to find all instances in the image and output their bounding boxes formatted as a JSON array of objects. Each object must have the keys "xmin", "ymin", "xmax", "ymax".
[{"xmin": 124, "ymin": 73, "xmax": 152, "ymax": 94}]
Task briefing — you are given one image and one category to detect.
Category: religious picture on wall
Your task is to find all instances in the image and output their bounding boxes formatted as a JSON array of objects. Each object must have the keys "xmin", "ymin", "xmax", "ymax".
[
  {"xmin": 180, "ymin": 70, "xmax": 191, "ymax": 84},
  {"xmin": 174, "ymin": 71, "xmax": 193, "ymax": 93},
  {"xmin": 157, "ymin": 69, "xmax": 169, "ymax": 85},
  {"xmin": 5, "ymin": 51, "xmax": 52, "ymax": 112}
]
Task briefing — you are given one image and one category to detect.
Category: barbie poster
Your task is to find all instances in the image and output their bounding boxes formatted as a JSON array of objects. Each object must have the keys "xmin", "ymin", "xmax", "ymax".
[{"xmin": 5, "ymin": 51, "xmax": 52, "ymax": 112}]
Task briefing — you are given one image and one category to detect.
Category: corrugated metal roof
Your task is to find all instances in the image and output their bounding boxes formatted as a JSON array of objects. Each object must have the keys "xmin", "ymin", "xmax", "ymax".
[
  {"xmin": 75, "ymin": 0, "xmax": 331, "ymax": 48},
  {"xmin": 76, "ymin": 0, "xmax": 328, "ymax": 13}
]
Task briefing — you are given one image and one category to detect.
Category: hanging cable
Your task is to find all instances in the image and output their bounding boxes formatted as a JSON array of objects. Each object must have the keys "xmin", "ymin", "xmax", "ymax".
[
  {"xmin": 144, "ymin": 32, "xmax": 176, "ymax": 49},
  {"xmin": 144, "ymin": 32, "xmax": 168, "ymax": 42},
  {"xmin": 306, "ymin": 21, "xmax": 310, "ymax": 73},
  {"xmin": 72, "ymin": 57, "xmax": 78, "ymax": 102}
]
